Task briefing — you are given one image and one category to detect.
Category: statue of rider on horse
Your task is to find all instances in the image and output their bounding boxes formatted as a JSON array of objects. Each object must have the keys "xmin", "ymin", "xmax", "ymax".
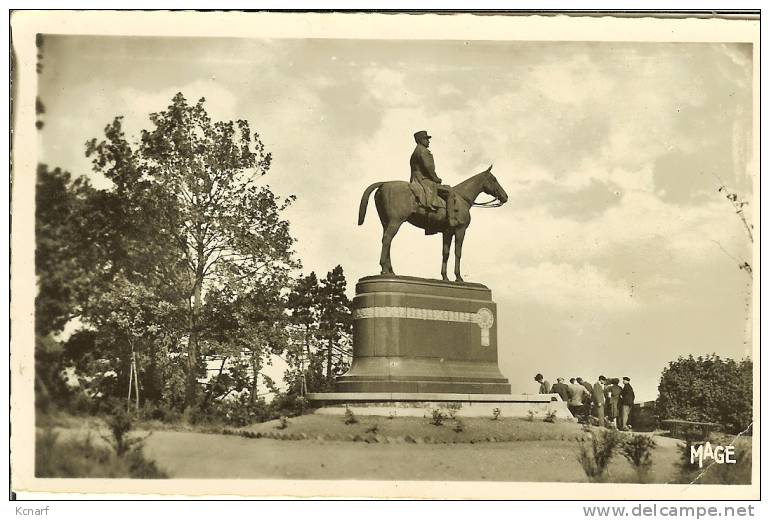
[{"xmin": 358, "ymin": 130, "xmax": 508, "ymax": 282}]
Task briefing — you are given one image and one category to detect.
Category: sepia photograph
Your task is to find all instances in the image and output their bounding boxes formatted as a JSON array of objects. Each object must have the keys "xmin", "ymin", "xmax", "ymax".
[{"xmin": 9, "ymin": 10, "xmax": 760, "ymax": 500}]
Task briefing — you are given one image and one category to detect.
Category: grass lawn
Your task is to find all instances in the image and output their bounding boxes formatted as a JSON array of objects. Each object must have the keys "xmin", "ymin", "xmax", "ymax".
[
  {"xmin": 40, "ymin": 412, "xmax": 697, "ymax": 483},
  {"xmin": 238, "ymin": 413, "xmax": 589, "ymax": 444}
]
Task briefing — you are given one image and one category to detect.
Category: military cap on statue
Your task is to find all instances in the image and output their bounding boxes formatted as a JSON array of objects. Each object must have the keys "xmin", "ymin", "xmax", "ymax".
[{"xmin": 414, "ymin": 130, "xmax": 432, "ymax": 140}]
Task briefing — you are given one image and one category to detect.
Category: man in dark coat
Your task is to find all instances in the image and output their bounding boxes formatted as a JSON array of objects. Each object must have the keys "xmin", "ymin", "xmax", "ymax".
[
  {"xmin": 410, "ymin": 130, "xmax": 443, "ymax": 211},
  {"xmin": 592, "ymin": 376, "xmax": 607, "ymax": 427},
  {"xmin": 620, "ymin": 376, "xmax": 635, "ymax": 430},
  {"xmin": 551, "ymin": 377, "xmax": 570, "ymax": 403}
]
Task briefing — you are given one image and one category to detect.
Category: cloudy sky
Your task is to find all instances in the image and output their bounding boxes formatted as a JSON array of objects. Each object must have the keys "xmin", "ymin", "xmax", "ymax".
[{"xmin": 38, "ymin": 35, "xmax": 754, "ymax": 401}]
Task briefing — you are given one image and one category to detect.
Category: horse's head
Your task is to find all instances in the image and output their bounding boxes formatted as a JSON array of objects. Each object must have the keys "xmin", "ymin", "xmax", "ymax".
[{"xmin": 481, "ymin": 165, "xmax": 508, "ymax": 204}]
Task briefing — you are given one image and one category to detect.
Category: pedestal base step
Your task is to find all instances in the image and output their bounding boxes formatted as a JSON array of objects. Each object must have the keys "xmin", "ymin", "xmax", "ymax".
[{"xmin": 307, "ymin": 393, "xmax": 573, "ymax": 420}]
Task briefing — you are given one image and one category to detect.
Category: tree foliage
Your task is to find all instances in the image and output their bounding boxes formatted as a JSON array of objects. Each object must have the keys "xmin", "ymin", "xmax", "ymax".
[
  {"xmin": 285, "ymin": 266, "xmax": 352, "ymax": 394},
  {"xmin": 656, "ymin": 354, "xmax": 752, "ymax": 434},
  {"xmin": 82, "ymin": 93, "xmax": 298, "ymax": 408},
  {"xmin": 35, "ymin": 92, "xmax": 354, "ymax": 425}
]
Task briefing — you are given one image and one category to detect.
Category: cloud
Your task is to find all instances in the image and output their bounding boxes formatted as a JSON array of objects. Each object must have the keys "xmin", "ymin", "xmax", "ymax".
[{"xmin": 497, "ymin": 261, "xmax": 639, "ymax": 311}]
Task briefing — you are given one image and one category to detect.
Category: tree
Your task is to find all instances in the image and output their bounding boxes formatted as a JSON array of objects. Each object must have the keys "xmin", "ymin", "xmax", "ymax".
[
  {"xmin": 35, "ymin": 165, "xmax": 104, "ymax": 410},
  {"xmin": 84, "ymin": 93, "xmax": 298, "ymax": 409},
  {"xmin": 656, "ymin": 354, "xmax": 752, "ymax": 434},
  {"xmin": 285, "ymin": 266, "xmax": 352, "ymax": 394},
  {"xmin": 317, "ymin": 265, "xmax": 353, "ymax": 382},
  {"xmin": 285, "ymin": 272, "xmax": 322, "ymax": 394}
]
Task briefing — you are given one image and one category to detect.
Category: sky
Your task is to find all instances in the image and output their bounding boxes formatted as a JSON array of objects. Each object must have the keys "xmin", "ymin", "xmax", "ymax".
[{"xmin": 38, "ymin": 36, "xmax": 755, "ymax": 402}]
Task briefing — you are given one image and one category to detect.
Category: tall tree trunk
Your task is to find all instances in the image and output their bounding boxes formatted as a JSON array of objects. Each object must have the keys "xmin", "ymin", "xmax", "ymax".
[
  {"xmin": 185, "ymin": 274, "xmax": 203, "ymax": 409},
  {"xmin": 250, "ymin": 351, "xmax": 261, "ymax": 405}
]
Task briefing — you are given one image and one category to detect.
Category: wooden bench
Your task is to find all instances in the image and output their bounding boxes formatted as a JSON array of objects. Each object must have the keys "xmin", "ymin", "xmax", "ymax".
[{"xmin": 661, "ymin": 419, "xmax": 721, "ymax": 440}]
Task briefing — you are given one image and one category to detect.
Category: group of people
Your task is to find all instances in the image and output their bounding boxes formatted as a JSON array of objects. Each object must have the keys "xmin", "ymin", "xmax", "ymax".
[{"xmin": 534, "ymin": 373, "xmax": 636, "ymax": 430}]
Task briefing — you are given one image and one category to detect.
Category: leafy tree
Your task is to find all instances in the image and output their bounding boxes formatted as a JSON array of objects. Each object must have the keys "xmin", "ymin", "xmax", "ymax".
[
  {"xmin": 35, "ymin": 165, "xmax": 100, "ymax": 336},
  {"xmin": 656, "ymin": 354, "xmax": 752, "ymax": 434},
  {"xmin": 35, "ymin": 165, "xmax": 103, "ymax": 410},
  {"xmin": 199, "ymin": 278, "xmax": 289, "ymax": 409},
  {"xmin": 82, "ymin": 93, "xmax": 298, "ymax": 409}
]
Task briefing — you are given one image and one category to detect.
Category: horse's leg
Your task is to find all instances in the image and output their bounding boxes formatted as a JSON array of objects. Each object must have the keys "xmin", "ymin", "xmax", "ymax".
[
  {"xmin": 441, "ymin": 231, "xmax": 452, "ymax": 281},
  {"xmin": 453, "ymin": 227, "xmax": 466, "ymax": 282},
  {"xmin": 380, "ymin": 221, "xmax": 403, "ymax": 275}
]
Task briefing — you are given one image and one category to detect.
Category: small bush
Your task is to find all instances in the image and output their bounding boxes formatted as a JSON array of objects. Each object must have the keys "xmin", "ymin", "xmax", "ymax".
[
  {"xmin": 430, "ymin": 409, "xmax": 445, "ymax": 426},
  {"xmin": 387, "ymin": 410, "xmax": 396, "ymax": 420},
  {"xmin": 276, "ymin": 416, "xmax": 289, "ymax": 430},
  {"xmin": 365, "ymin": 423, "xmax": 379, "ymax": 434},
  {"xmin": 543, "ymin": 410, "xmax": 557, "ymax": 423},
  {"xmin": 621, "ymin": 434, "xmax": 657, "ymax": 482},
  {"xmin": 104, "ymin": 404, "xmax": 134, "ymax": 456},
  {"xmin": 577, "ymin": 428, "xmax": 623, "ymax": 482},
  {"xmin": 445, "ymin": 402, "xmax": 461, "ymax": 420},
  {"xmin": 526, "ymin": 410, "xmax": 535, "ymax": 422},
  {"xmin": 344, "ymin": 407, "xmax": 358, "ymax": 425},
  {"xmin": 492, "ymin": 408, "xmax": 501, "ymax": 421},
  {"xmin": 453, "ymin": 419, "xmax": 465, "ymax": 433}
]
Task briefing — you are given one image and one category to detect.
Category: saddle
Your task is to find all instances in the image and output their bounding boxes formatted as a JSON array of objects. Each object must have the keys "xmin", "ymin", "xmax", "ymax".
[{"xmin": 409, "ymin": 183, "xmax": 462, "ymax": 233}]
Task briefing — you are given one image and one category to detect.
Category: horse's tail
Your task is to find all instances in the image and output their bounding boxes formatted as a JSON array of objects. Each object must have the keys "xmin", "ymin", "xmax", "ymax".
[{"xmin": 358, "ymin": 182, "xmax": 385, "ymax": 225}]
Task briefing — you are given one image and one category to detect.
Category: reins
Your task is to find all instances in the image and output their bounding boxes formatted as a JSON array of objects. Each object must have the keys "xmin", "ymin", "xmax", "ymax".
[
  {"xmin": 471, "ymin": 198, "xmax": 504, "ymax": 208},
  {"xmin": 456, "ymin": 191, "xmax": 504, "ymax": 208}
]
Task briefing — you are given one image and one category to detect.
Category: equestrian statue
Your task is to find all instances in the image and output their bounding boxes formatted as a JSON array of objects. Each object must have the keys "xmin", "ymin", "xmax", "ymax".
[{"xmin": 358, "ymin": 130, "xmax": 508, "ymax": 282}]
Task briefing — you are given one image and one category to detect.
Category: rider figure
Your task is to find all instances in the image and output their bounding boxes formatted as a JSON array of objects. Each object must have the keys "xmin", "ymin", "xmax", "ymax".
[{"xmin": 410, "ymin": 130, "xmax": 444, "ymax": 211}]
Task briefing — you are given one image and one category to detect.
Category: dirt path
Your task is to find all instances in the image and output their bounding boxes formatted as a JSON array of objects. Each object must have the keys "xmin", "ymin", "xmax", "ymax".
[{"xmin": 138, "ymin": 430, "xmax": 680, "ymax": 482}]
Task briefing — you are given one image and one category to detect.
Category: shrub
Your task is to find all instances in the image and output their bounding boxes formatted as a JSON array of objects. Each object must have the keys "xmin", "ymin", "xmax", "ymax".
[
  {"xmin": 365, "ymin": 423, "xmax": 379, "ymax": 434},
  {"xmin": 445, "ymin": 402, "xmax": 461, "ymax": 420},
  {"xmin": 36, "ymin": 429, "xmax": 167, "ymax": 478},
  {"xmin": 103, "ymin": 403, "xmax": 136, "ymax": 456},
  {"xmin": 621, "ymin": 434, "xmax": 657, "ymax": 482},
  {"xmin": 577, "ymin": 428, "xmax": 623, "ymax": 482},
  {"xmin": 276, "ymin": 416, "xmax": 289, "ymax": 430},
  {"xmin": 675, "ymin": 436, "xmax": 752, "ymax": 485},
  {"xmin": 492, "ymin": 408, "xmax": 501, "ymax": 420},
  {"xmin": 526, "ymin": 410, "xmax": 535, "ymax": 422},
  {"xmin": 453, "ymin": 419, "xmax": 465, "ymax": 433},
  {"xmin": 656, "ymin": 354, "xmax": 752, "ymax": 434},
  {"xmin": 430, "ymin": 409, "xmax": 445, "ymax": 426},
  {"xmin": 543, "ymin": 410, "xmax": 557, "ymax": 423},
  {"xmin": 344, "ymin": 407, "xmax": 358, "ymax": 425}
]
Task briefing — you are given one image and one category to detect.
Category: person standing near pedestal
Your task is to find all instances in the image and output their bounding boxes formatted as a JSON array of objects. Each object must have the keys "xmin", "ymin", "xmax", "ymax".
[
  {"xmin": 567, "ymin": 378, "xmax": 588, "ymax": 419},
  {"xmin": 534, "ymin": 373, "xmax": 551, "ymax": 394},
  {"xmin": 592, "ymin": 376, "xmax": 607, "ymax": 427},
  {"xmin": 551, "ymin": 377, "xmax": 570, "ymax": 402},
  {"xmin": 620, "ymin": 376, "xmax": 635, "ymax": 430},
  {"xmin": 606, "ymin": 378, "xmax": 622, "ymax": 428},
  {"xmin": 577, "ymin": 377, "xmax": 594, "ymax": 417}
]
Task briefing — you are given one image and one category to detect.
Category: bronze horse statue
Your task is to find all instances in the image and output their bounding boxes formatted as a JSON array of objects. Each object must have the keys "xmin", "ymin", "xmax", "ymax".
[{"xmin": 358, "ymin": 166, "xmax": 508, "ymax": 282}]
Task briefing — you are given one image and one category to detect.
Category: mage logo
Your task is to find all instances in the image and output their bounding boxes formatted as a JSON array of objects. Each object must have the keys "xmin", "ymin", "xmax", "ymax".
[{"xmin": 690, "ymin": 441, "xmax": 737, "ymax": 468}]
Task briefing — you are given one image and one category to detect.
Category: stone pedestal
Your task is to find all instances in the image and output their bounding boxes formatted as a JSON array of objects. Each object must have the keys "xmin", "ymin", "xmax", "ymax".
[{"xmin": 333, "ymin": 275, "xmax": 511, "ymax": 394}]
